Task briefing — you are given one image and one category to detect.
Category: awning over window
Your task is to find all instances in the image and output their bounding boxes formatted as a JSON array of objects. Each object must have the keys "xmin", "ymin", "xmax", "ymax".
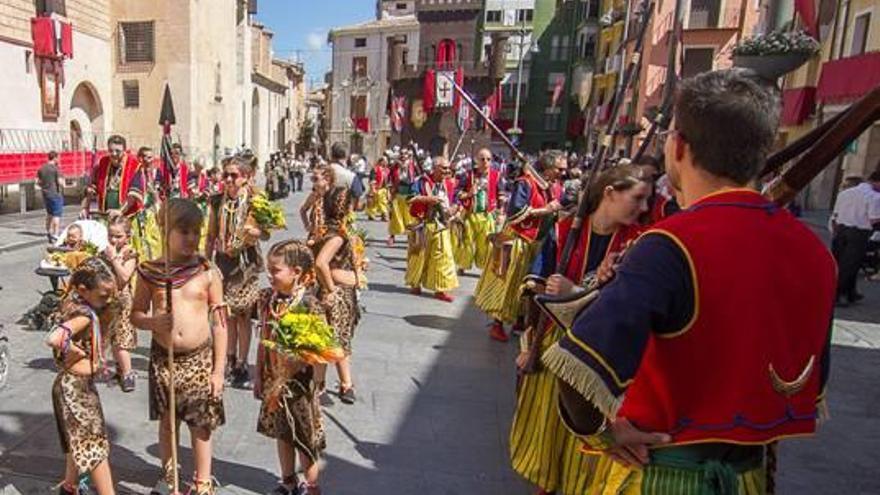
[
  {"xmin": 816, "ymin": 52, "xmax": 880, "ymax": 104},
  {"xmin": 780, "ymin": 87, "xmax": 816, "ymax": 126}
]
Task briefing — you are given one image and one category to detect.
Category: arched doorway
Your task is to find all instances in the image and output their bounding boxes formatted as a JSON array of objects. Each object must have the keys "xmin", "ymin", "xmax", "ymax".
[
  {"xmin": 251, "ymin": 88, "xmax": 260, "ymax": 151},
  {"xmin": 69, "ymin": 81, "xmax": 104, "ymax": 147},
  {"xmin": 213, "ymin": 124, "xmax": 221, "ymax": 166}
]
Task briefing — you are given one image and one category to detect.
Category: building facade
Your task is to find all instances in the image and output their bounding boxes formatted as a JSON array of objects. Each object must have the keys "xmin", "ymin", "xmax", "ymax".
[
  {"xmin": 0, "ymin": 0, "xmax": 113, "ymax": 153},
  {"xmin": 479, "ymin": 0, "xmax": 537, "ymax": 152},
  {"xmin": 776, "ymin": 0, "xmax": 880, "ymax": 210},
  {"xmin": 328, "ymin": 13, "xmax": 420, "ymax": 160},
  {"xmin": 1, "ymin": 0, "xmax": 300, "ymax": 178}
]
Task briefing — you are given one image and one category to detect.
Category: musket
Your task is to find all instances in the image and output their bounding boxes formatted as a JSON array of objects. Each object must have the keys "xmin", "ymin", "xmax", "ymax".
[
  {"xmin": 632, "ymin": 0, "xmax": 683, "ymax": 163},
  {"xmin": 765, "ymin": 85, "xmax": 880, "ymax": 205},
  {"xmin": 158, "ymin": 83, "xmax": 181, "ymax": 495},
  {"xmin": 450, "ymin": 80, "xmax": 527, "ymax": 163},
  {"xmin": 522, "ymin": 0, "xmax": 656, "ymax": 375}
]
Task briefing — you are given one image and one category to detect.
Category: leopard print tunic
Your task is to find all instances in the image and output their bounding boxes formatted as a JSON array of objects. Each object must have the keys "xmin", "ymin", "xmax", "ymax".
[
  {"xmin": 52, "ymin": 372, "xmax": 109, "ymax": 474},
  {"xmin": 50, "ymin": 298, "xmax": 117, "ymax": 474},
  {"xmin": 149, "ymin": 340, "xmax": 225, "ymax": 430}
]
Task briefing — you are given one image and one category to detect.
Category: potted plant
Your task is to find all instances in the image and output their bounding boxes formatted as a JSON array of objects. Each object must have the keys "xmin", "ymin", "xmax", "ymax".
[{"xmin": 732, "ymin": 30, "xmax": 820, "ymax": 80}]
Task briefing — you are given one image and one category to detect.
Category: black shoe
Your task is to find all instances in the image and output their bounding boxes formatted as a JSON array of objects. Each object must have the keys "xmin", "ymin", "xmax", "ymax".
[
  {"xmin": 121, "ymin": 371, "xmax": 136, "ymax": 393},
  {"xmin": 232, "ymin": 366, "xmax": 252, "ymax": 389},
  {"xmin": 848, "ymin": 293, "xmax": 865, "ymax": 303},
  {"xmin": 339, "ymin": 385, "xmax": 356, "ymax": 404}
]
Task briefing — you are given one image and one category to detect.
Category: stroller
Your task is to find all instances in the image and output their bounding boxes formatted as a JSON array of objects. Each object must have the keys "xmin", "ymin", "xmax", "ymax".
[{"xmin": 23, "ymin": 220, "xmax": 109, "ymax": 333}]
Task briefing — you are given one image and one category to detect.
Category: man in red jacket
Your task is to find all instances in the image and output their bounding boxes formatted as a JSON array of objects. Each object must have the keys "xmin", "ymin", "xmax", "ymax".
[
  {"xmin": 541, "ymin": 69, "xmax": 836, "ymax": 492},
  {"xmin": 81, "ymin": 134, "xmax": 145, "ymax": 219}
]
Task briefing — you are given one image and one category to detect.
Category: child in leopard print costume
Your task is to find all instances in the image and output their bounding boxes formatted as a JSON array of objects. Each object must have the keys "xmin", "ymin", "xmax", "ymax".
[
  {"xmin": 103, "ymin": 215, "xmax": 139, "ymax": 392},
  {"xmin": 254, "ymin": 240, "xmax": 326, "ymax": 495},
  {"xmin": 45, "ymin": 256, "xmax": 120, "ymax": 495},
  {"xmin": 132, "ymin": 198, "xmax": 228, "ymax": 495}
]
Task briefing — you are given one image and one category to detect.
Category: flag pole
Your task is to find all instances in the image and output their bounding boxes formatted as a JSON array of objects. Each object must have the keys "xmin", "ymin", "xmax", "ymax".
[
  {"xmin": 449, "ymin": 79, "xmax": 527, "ymax": 162},
  {"xmin": 159, "ymin": 84, "xmax": 180, "ymax": 495}
]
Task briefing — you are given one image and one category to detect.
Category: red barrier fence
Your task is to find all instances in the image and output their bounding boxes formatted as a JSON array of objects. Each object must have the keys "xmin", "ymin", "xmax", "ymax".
[{"xmin": 0, "ymin": 150, "xmax": 105, "ymax": 185}]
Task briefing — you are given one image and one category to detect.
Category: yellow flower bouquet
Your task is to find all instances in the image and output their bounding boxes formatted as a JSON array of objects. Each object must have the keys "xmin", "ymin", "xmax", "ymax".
[
  {"xmin": 250, "ymin": 192, "xmax": 287, "ymax": 231},
  {"xmin": 262, "ymin": 305, "xmax": 344, "ymax": 365}
]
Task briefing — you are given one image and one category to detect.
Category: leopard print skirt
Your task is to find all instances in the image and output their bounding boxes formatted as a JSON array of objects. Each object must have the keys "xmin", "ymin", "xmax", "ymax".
[
  {"xmin": 322, "ymin": 286, "xmax": 360, "ymax": 357},
  {"xmin": 257, "ymin": 367, "xmax": 325, "ymax": 463},
  {"xmin": 149, "ymin": 340, "xmax": 225, "ymax": 431},
  {"xmin": 52, "ymin": 372, "xmax": 109, "ymax": 474},
  {"xmin": 110, "ymin": 289, "xmax": 137, "ymax": 351},
  {"xmin": 225, "ymin": 276, "xmax": 261, "ymax": 316}
]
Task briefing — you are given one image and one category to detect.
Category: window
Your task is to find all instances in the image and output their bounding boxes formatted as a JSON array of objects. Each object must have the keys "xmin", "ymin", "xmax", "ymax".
[
  {"xmin": 687, "ymin": 0, "xmax": 721, "ymax": 28},
  {"xmin": 582, "ymin": 33, "xmax": 596, "ymax": 59},
  {"xmin": 560, "ymin": 35, "xmax": 571, "ymax": 60},
  {"xmin": 681, "ymin": 47, "xmax": 714, "ymax": 78},
  {"xmin": 119, "ymin": 21, "xmax": 155, "ymax": 64},
  {"xmin": 544, "ymin": 107, "xmax": 562, "ymax": 131},
  {"xmin": 36, "ymin": 0, "xmax": 66, "ymax": 16},
  {"xmin": 850, "ymin": 12, "xmax": 871, "ymax": 56},
  {"xmin": 487, "ymin": 10, "xmax": 502, "ymax": 23},
  {"xmin": 350, "ymin": 95, "xmax": 367, "ymax": 119},
  {"xmin": 354, "ymin": 37, "xmax": 367, "ymax": 48},
  {"xmin": 396, "ymin": 2, "xmax": 408, "ymax": 10},
  {"xmin": 122, "ymin": 80, "xmax": 139, "ymax": 108},
  {"xmin": 551, "ymin": 35, "xmax": 560, "ymax": 61},
  {"xmin": 352, "ymin": 56, "xmax": 368, "ymax": 79},
  {"xmin": 517, "ymin": 8, "xmax": 534, "ymax": 22}
]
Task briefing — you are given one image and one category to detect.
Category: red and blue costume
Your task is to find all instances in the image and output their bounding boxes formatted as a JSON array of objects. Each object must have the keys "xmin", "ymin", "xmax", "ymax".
[{"xmin": 544, "ymin": 189, "xmax": 837, "ymax": 492}]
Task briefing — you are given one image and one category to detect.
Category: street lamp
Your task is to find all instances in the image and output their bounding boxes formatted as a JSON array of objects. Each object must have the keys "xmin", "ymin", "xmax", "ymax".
[{"xmin": 509, "ymin": 36, "xmax": 540, "ymax": 137}]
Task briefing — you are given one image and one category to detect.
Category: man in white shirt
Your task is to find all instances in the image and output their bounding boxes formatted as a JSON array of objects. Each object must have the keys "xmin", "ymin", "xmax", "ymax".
[
  {"xmin": 831, "ymin": 170, "xmax": 880, "ymax": 306},
  {"xmin": 329, "ymin": 142, "xmax": 365, "ymax": 201}
]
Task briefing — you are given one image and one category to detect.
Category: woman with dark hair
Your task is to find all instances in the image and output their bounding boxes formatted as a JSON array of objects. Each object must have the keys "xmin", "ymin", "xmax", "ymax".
[
  {"xmin": 206, "ymin": 154, "xmax": 269, "ymax": 389},
  {"xmin": 313, "ymin": 186, "xmax": 361, "ymax": 404},
  {"xmin": 509, "ymin": 165, "xmax": 650, "ymax": 494}
]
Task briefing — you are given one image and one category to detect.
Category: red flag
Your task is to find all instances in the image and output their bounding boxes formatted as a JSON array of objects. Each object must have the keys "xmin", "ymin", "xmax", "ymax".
[
  {"xmin": 423, "ymin": 69, "xmax": 436, "ymax": 114},
  {"xmin": 453, "ymin": 67, "xmax": 465, "ymax": 112},
  {"xmin": 795, "ymin": 0, "xmax": 818, "ymax": 38},
  {"xmin": 551, "ymin": 75, "xmax": 565, "ymax": 108}
]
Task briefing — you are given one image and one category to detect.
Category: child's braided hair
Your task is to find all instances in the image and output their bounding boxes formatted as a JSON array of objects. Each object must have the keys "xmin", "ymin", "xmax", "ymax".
[
  {"xmin": 69, "ymin": 255, "xmax": 116, "ymax": 290},
  {"xmin": 267, "ymin": 239, "xmax": 316, "ymax": 285}
]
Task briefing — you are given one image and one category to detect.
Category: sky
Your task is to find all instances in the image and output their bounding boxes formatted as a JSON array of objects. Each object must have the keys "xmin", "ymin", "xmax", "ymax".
[{"xmin": 256, "ymin": 0, "xmax": 377, "ymax": 88}]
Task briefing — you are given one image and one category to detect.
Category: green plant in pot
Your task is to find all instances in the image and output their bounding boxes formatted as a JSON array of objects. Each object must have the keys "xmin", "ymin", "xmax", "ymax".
[{"xmin": 732, "ymin": 30, "xmax": 820, "ymax": 80}]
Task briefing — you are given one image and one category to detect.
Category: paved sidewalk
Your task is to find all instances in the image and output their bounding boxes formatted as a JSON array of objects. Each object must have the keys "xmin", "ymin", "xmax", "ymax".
[
  {"xmin": 0, "ymin": 192, "xmax": 529, "ymax": 495},
  {"xmin": 0, "ymin": 206, "xmax": 79, "ymax": 253}
]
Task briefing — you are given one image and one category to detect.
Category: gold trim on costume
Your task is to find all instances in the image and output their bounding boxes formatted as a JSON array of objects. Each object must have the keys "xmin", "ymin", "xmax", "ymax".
[
  {"xmin": 769, "ymin": 355, "xmax": 815, "ymax": 397},
  {"xmin": 541, "ymin": 343, "xmax": 623, "ymax": 418}
]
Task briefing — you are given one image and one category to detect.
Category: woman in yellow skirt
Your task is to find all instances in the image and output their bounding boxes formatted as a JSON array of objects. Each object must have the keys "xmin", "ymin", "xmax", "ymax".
[
  {"xmin": 365, "ymin": 157, "xmax": 391, "ymax": 221},
  {"xmin": 510, "ymin": 165, "xmax": 650, "ymax": 494},
  {"xmin": 405, "ymin": 158, "xmax": 458, "ymax": 302},
  {"xmin": 387, "ymin": 151, "xmax": 418, "ymax": 246},
  {"xmin": 474, "ymin": 153, "xmax": 566, "ymax": 342}
]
